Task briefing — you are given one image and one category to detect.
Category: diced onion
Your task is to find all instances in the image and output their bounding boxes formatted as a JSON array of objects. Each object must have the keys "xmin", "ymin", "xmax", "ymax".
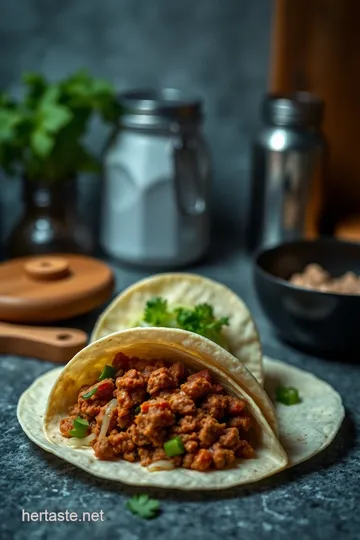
[
  {"xmin": 68, "ymin": 433, "xmax": 96, "ymax": 447},
  {"xmin": 99, "ymin": 398, "xmax": 118, "ymax": 439},
  {"xmin": 147, "ymin": 460, "xmax": 175, "ymax": 472}
]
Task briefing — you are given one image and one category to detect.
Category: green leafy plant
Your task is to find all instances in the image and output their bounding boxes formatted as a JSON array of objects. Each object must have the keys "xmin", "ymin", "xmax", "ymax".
[{"xmin": 0, "ymin": 70, "xmax": 121, "ymax": 182}]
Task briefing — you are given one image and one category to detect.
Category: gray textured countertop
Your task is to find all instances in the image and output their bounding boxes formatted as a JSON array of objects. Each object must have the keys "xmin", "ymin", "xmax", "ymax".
[{"xmin": 1, "ymin": 241, "xmax": 359, "ymax": 540}]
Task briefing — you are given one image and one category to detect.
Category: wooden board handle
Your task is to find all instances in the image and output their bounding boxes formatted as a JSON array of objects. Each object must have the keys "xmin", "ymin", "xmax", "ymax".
[{"xmin": 0, "ymin": 322, "xmax": 88, "ymax": 363}]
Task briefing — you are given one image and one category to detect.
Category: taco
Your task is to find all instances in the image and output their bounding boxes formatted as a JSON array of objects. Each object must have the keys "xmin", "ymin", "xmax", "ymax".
[
  {"xmin": 91, "ymin": 273, "xmax": 264, "ymax": 386},
  {"xmin": 43, "ymin": 327, "xmax": 287, "ymax": 490}
]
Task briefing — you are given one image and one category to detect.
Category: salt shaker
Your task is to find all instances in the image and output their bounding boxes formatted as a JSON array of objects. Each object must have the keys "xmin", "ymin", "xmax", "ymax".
[{"xmin": 247, "ymin": 92, "xmax": 326, "ymax": 252}]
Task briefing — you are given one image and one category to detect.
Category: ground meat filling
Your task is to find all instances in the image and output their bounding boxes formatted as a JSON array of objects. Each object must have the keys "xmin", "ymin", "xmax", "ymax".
[{"xmin": 60, "ymin": 354, "xmax": 254, "ymax": 472}]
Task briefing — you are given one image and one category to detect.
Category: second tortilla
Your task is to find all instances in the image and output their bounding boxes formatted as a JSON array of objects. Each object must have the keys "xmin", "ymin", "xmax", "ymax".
[{"xmin": 91, "ymin": 273, "xmax": 264, "ymax": 386}]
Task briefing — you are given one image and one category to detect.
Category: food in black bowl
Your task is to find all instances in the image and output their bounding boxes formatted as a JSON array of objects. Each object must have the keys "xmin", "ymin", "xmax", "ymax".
[
  {"xmin": 253, "ymin": 238, "xmax": 360, "ymax": 353},
  {"xmin": 289, "ymin": 263, "xmax": 360, "ymax": 294}
]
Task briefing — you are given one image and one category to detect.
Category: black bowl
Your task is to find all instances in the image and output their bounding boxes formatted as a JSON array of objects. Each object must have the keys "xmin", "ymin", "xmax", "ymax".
[{"xmin": 253, "ymin": 238, "xmax": 360, "ymax": 353}]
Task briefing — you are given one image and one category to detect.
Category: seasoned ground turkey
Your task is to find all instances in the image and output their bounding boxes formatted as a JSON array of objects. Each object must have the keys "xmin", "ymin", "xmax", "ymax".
[
  {"xmin": 74, "ymin": 379, "xmax": 115, "ymax": 421},
  {"xmin": 147, "ymin": 367, "xmax": 176, "ymax": 395},
  {"xmin": 60, "ymin": 354, "xmax": 254, "ymax": 472},
  {"xmin": 201, "ymin": 394, "xmax": 228, "ymax": 419},
  {"xmin": 181, "ymin": 374, "xmax": 211, "ymax": 400}
]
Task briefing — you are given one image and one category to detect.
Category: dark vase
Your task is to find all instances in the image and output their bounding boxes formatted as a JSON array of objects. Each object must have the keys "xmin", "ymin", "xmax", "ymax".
[{"xmin": 7, "ymin": 178, "xmax": 94, "ymax": 258}]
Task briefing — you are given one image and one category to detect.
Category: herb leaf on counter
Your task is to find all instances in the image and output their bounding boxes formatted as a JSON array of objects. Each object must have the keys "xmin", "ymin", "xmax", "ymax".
[{"xmin": 126, "ymin": 494, "xmax": 160, "ymax": 519}]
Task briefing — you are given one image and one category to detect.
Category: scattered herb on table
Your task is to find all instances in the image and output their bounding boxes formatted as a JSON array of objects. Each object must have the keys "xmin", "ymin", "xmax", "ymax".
[
  {"xmin": 126, "ymin": 494, "xmax": 160, "ymax": 519},
  {"xmin": 276, "ymin": 385, "xmax": 301, "ymax": 406}
]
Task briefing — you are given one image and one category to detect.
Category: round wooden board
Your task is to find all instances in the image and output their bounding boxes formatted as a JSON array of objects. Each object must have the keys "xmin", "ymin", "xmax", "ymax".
[{"xmin": 0, "ymin": 254, "xmax": 115, "ymax": 323}]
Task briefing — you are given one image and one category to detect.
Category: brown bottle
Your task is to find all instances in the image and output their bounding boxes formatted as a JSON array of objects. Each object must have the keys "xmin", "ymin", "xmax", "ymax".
[{"xmin": 7, "ymin": 178, "xmax": 94, "ymax": 258}]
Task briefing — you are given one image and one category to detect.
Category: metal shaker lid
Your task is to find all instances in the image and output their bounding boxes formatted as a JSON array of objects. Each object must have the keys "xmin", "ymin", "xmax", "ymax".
[
  {"xmin": 262, "ymin": 92, "xmax": 324, "ymax": 127},
  {"xmin": 118, "ymin": 89, "xmax": 203, "ymax": 129}
]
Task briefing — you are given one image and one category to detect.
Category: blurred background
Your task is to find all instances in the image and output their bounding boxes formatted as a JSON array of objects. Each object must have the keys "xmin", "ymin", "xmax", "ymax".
[
  {"xmin": 1, "ymin": 0, "xmax": 360, "ymax": 265},
  {"xmin": 0, "ymin": 0, "xmax": 272, "ymax": 246}
]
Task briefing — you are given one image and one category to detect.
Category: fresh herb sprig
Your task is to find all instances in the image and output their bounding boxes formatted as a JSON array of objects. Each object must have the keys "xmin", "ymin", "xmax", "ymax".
[
  {"xmin": 0, "ymin": 70, "xmax": 121, "ymax": 182},
  {"xmin": 176, "ymin": 304, "xmax": 229, "ymax": 347},
  {"xmin": 126, "ymin": 494, "xmax": 160, "ymax": 519},
  {"xmin": 144, "ymin": 297, "xmax": 174, "ymax": 326},
  {"xmin": 143, "ymin": 297, "xmax": 229, "ymax": 348}
]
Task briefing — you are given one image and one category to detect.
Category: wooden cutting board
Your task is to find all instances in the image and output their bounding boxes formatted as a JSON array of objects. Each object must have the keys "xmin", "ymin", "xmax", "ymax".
[
  {"xmin": 0, "ymin": 254, "xmax": 114, "ymax": 323},
  {"xmin": 0, "ymin": 254, "xmax": 114, "ymax": 362}
]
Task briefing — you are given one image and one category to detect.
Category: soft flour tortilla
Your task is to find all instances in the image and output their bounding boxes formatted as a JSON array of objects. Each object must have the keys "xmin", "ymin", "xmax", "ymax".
[
  {"xmin": 91, "ymin": 273, "xmax": 264, "ymax": 386},
  {"xmin": 263, "ymin": 357, "xmax": 344, "ymax": 466},
  {"xmin": 38, "ymin": 327, "xmax": 287, "ymax": 490},
  {"xmin": 55, "ymin": 326, "xmax": 276, "ymax": 435},
  {"xmin": 17, "ymin": 355, "xmax": 344, "ymax": 490}
]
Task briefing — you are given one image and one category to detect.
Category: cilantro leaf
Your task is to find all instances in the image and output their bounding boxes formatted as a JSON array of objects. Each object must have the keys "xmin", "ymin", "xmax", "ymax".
[
  {"xmin": 141, "ymin": 298, "xmax": 229, "ymax": 348},
  {"xmin": 176, "ymin": 303, "xmax": 229, "ymax": 347},
  {"xmin": 126, "ymin": 494, "xmax": 160, "ymax": 519},
  {"xmin": 144, "ymin": 297, "xmax": 172, "ymax": 326},
  {"xmin": 175, "ymin": 307, "xmax": 201, "ymax": 332}
]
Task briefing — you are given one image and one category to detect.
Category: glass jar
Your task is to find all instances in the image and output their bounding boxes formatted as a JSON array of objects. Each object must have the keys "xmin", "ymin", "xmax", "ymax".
[
  {"xmin": 101, "ymin": 89, "xmax": 211, "ymax": 268},
  {"xmin": 7, "ymin": 178, "xmax": 94, "ymax": 258}
]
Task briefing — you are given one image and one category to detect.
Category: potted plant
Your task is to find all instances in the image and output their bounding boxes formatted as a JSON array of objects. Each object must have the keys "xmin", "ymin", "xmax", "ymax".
[{"xmin": 0, "ymin": 70, "xmax": 121, "ymax": 257}]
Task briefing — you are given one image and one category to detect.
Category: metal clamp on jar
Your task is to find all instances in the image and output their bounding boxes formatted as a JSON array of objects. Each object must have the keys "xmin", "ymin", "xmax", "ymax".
[{"xmin": 100, "ymin": 89, "xmax": 211, "ymax": 267}]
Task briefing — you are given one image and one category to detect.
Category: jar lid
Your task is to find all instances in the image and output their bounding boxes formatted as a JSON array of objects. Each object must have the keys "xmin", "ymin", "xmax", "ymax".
[
  {"xmin": 262, "ymin": 92, "xmax": 324, "ymax": 127},
  {"xmin": 118, "ymin": 89, "xmax": 203, "ymax": 129}
]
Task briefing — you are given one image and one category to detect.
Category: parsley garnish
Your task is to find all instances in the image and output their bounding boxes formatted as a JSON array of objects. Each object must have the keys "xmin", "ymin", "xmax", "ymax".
[
  {"xmin": 175, "ymin": 303, "xmax": 229, "ymax": 347},
  {"xmin": 126, "ymin": 494, "xmax": 160, "ymax": 519},
  {"xmin": 142, "ymin": 297, "xmax": 229, "ymax": 348},
  {"xmin": 144, "ymin": 297, "xmax": 173, "ymax": 326}
]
